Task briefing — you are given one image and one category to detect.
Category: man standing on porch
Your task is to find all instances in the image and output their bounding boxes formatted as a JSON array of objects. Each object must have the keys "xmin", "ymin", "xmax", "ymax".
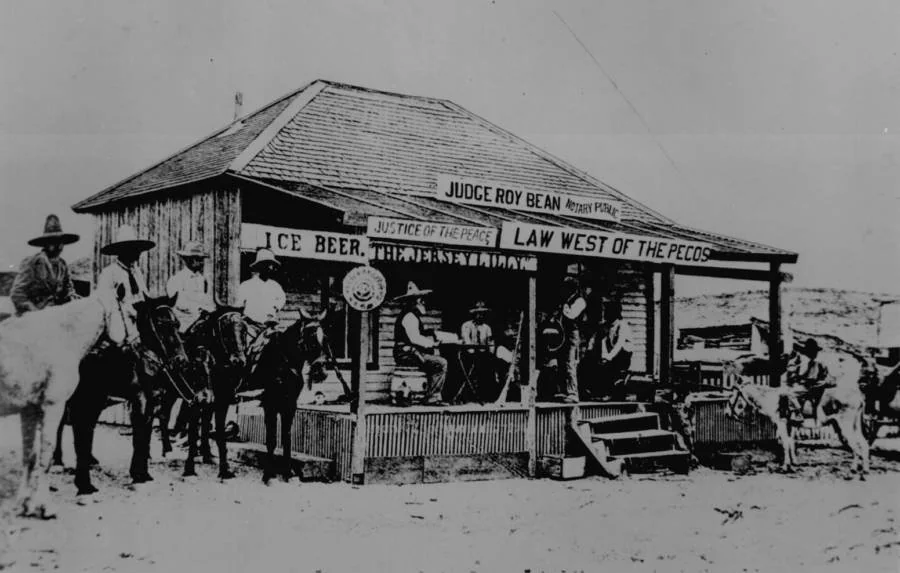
[
  {"xmin": 393, "ymin": 282, "xmax": 447, "ymax": 406},
  {"xmin": 558, "ymin": 275, "xmax": 588, "ymax": 403}
]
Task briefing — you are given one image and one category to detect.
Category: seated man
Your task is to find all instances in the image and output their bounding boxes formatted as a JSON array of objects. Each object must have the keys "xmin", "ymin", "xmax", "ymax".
[
  {"xmin": 237, "ymin": 249, "xmax": 285, "ymax": 370},
  {"xmin": 584, "ymin": 300, "xmax": 634, "ymax": 400},
  {"xmin": 459, "ymin": 301, "xmax": 506, "ymax": 401},
  {"xmin": 785, "ymin": 338, "xmax": 832, "ymax": 423},
  {"xmin": 393, "ymin": 282, "xmax": 447, "ymax": 406}
]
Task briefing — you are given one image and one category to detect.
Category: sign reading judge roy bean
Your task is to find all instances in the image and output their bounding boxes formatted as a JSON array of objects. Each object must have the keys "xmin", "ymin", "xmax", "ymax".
[
  {"xmin": 500, "ymin": 222, "xmax": 714, "ymax": 265},
  {"xmin": 435, "ymin": 174, "xmax": 622, "ymax": 222}
]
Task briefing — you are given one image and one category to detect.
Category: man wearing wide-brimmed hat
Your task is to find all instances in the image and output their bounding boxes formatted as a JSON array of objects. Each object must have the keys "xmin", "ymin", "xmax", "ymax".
[
  {"xmin": 556, "ymin": 274, "xmax": 588, "ymax": 403},
  {"xmin": 393, "ymin": 282, "xmax": 447, "ymax": 405},
  {"xmin": 96, "ymin": 225, "xmax": 155, "ymax": 308},
  {"xmin": 786, "ymin": 337, "xmax": 831, "ymax": 423},
  {"xmin": 237, "ymin": 248, "xmax": 285, "ymax": 340},
  {"xmin": 166, "ymin": 241, "xmax": 215, "ymax": 332},
  {"xmin": 10, "ymin": 214, "xmax": 80, "ymax": 315}
]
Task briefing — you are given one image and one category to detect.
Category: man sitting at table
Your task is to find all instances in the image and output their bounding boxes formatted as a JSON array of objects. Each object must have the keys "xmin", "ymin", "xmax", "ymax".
[
  {"xmin": 459, "ymin": 300, "xmax": 506, "ymax": 400},
  {"xmin": 393, "ymin": 282, "xmax": 447, "ymax": 406}
]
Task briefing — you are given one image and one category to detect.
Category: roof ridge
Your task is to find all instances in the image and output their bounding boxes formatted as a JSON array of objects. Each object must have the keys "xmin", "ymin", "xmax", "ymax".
[
  {"xmin": 438, "ymin": 100, "xmax": 677, "ymax": 225},
  {"xmin": 315, "ymin": 80, "xmax": 453, "ymax": 106},
  {"xmin": 72, "ymin": 79, "xmax": 320, "ymax": 212}
]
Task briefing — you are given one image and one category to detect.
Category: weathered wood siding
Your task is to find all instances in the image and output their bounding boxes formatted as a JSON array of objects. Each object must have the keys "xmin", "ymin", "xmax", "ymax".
[
  {"xmin": 91, "ymin": 186, "xmax": 242, "ymax": 303},
  {"xmin": 610, "ymin": 266, "xmax": 649, "ymax": 373}
]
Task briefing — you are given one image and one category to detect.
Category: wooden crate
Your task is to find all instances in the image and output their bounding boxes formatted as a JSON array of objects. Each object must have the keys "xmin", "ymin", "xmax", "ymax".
[{"xmin": 538, "ymin": 456, "xmax": 586, "ymax": 480}]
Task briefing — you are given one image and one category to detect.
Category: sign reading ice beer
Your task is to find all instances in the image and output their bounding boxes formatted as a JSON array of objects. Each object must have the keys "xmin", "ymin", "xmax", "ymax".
[
  {"xmin": 241, "ymin": 223, "xmax": 369, "ymax": 263},
  {"xmin": 367, "ymin": 217, "xmax": 497, "ymax": 248},
  {"xmin": 436, "ymin": 175, "xmax": 622, "ymax": 222},
  {"xmin": 499, "ymin": 222, "xmax": 714, "ymax": 265}
]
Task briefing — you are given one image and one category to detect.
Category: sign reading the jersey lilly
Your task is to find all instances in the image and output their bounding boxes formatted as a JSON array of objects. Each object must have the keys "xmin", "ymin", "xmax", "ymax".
[
  {"xmin": 435, "ymin": 175, "xmax": 622, "ymax": 222},
  {"xmin": 241, "ymin": 223, "xmax": 369, "ymax": 263},
  {"xmin": 499, "ymin": 222, "xmax": 714, "ymax": 265}
]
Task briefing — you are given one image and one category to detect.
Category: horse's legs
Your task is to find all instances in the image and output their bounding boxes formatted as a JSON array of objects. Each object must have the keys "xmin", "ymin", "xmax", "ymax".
[
  {"xmin": 15, "ymin": 406, "xmax": 39, "ymax": 516},
  {"xmin": 262, "ymin": 404, "xmax": 277, "ymax": 484},
  {"xmin": 71, "ymin": 401, "xmax": 99, "ymax": 495},
  {"xmin": 51, "ymin": 403, "xmax": 68, "ymax": 467},
  {"xmin": 280, "ymin": 406, "xmax": 295, "ymax": 482},
  {"xmin": 158, "ymin": 392, "xmax": 177, "ymax": 457},
  {"xmin": 29, "ymin": 400, "xmax": 67, "ymax": 519},
  {"xmin": 200, "ymin": 402, "xmax": 213, "ymax": 464},
  {"xmin": 128, "ymin": 390, "xmax": 153, "ymax": 483},
  {"xmin": 215, "ymin": 400, "xmax": 234, "ymax": 479},
  {"xmin": 183, "ymin": 401, "xmax": 198, "ymax": 477}
]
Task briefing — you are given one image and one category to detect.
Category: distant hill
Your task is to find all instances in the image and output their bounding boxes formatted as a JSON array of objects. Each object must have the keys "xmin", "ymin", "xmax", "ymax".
[{"xmin": 676, "ymin": 288, "xmax": 900, "ymax": 348}]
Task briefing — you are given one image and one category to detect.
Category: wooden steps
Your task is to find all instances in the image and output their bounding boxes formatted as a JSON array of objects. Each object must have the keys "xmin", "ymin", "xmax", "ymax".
[
  {"xmin": 231, "ymin": 442, "xmax": 335, "ymax": 482},
  {"xmin": 573, "ymin": 409, "xmax": 691, "ymax": 477}
]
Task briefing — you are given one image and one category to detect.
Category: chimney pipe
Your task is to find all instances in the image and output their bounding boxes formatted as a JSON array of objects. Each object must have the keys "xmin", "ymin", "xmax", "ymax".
[{"xmin": 233, "ymin": 91, "xmax": 243, "ymax": 120}]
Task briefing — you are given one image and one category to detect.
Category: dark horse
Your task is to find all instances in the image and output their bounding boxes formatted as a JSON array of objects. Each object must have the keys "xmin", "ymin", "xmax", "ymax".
[
  {"xmin": 245, "ymin": 309, "xmax": 328, "ymax": 484},
  {"xmin": 157, "ymin": 306, "xmax": 247, "ymax": 479},
  {"xmin": 65, "ymin": 295, "xmax": 191, "ymax": 494}
]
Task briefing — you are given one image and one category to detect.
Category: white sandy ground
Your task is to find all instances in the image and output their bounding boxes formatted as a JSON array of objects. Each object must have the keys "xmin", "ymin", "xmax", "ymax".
[{"xmin": 0, "ymin": 416, "xmax": 898, "ymax": 573}]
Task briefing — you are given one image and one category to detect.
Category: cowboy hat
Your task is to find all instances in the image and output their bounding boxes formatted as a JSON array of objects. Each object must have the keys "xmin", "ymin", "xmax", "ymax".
[
  {"xmin": 176, "ymin": 241, "xmax": 208, "ymax": 259},
  {"xmin": 249, "ymin": 248, "xmax": 280, "ymax": 269},
  {"xmin": 798, "ymin": 338, "xmax": 822, "ymax": 356},
  {"xmin": 468, "ymin": 300, "xmax": 491, "ymax": 315},
  {"xmin": 28, "ymin": 214, "xmax": 79, "ymax": 247},
  {"xmin": 100, "ymin": 225, "xmax": 155, "ymax": 255},
  {"xmin": 393, "ymin": 281, "xmax": 432, "ymax": 302}
]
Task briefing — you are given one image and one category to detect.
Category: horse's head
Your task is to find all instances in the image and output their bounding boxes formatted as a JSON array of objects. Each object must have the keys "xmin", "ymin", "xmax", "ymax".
[
  {"xmin": 216, "ymin": 310, "xmax": 248, "ymax": 369},
  {"xmin": 286, "ymin": 308, "xmax": 329, "ymax": 384},
  {"xmin": 133, "ymin": 295, "xmax": 189, "ymax": 371}
]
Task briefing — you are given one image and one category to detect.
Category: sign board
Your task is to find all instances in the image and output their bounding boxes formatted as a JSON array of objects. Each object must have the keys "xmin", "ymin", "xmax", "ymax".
[
  {"xmin": 371, "ymin": 242, "xmax": 537, "ymax": 272},
  {"xmin": 436, "ymin": 174, "xmax": 622, "ymax": 222},
  {"xmin": 499, "ymin": 222, "xmax": 714, "ymax": 265},
  {"xmin": 241, "ymin": 223, "xmax": 368, "ymax": 263},
  {"xmin": 367, "ymin": 217, "xmax": 497, "ymax": 248},
  {"xmin": 342, "ymin": 265, "xmax": 387, "ymax": 311}
]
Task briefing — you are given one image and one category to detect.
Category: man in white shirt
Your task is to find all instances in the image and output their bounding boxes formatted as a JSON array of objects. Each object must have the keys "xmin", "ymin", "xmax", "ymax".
[
  {"xmin": 166, "ymin": 241, "xmax": 215, "ymax": 333},
  {"xmin": 558, "ymin": 275, "xmax": 587, "ymax": 403},
  {"xmin": 96, "ymin": 225, "xmax": 154, "ymax": 315},
  {"xmin": 393, "ymin": 282, "xmax": 447, "ymax": 406},
  {"xmin": 237, "ymin": 249, "xmax": 286, "ymax": 344}
]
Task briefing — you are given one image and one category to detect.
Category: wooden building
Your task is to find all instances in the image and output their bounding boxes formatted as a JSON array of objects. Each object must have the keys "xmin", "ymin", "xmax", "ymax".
[{"xmin": 73, "ymin": 80, "xmax": 797, "ymax": 483}]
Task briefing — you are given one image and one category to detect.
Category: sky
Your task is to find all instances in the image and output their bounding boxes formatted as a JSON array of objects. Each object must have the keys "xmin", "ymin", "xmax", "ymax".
[{"xmin": 1, "ymin": 0, "xmax": 898, "ymax": 297}]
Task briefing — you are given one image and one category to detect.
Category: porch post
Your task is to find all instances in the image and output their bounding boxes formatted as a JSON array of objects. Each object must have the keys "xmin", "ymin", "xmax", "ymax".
[
  {"xmin": 645, "ymin": 268, "xmax": 656, "ymax": 374},
  {"xmin": 525, "ymin": 273, "xmax": 538, "ymax": 477},
  {"xmin": 659, "ymin": 265, "xmax": 675, "ymax": 385},
  {"xmin": 768, "ymin": 262, "xmax": 783, "ymax": 387},
  {"xmin": 350, "ymin": 309, "xmax": 369, "ymax": 484}
]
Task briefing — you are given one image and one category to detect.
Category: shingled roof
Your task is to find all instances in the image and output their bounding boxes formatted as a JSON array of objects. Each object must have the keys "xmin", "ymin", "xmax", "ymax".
[{"xmin": 72, "ymin": 79, "xmax": 796, "ymax": 261}]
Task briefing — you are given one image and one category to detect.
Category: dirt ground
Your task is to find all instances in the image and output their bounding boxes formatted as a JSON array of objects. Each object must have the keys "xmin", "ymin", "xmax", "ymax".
[{"xmin": 0, "ymin": 418, "xmax": 898, "ymax": 573}]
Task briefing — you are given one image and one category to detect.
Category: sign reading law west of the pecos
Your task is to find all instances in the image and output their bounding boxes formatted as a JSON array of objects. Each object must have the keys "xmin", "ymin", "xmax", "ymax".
[
  {"xmin": 500, "ymin": 222, "xmax": 714, "ymax": 265},
  {"xmin": 435, "ymin": 174, "xmax": 622, "ymax": 222}
]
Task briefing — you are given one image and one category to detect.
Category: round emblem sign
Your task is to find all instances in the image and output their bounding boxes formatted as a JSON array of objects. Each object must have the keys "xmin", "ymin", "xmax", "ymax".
[{"xmin": 342, "ymin": 265, "xmax": 387, "ymax": 311}]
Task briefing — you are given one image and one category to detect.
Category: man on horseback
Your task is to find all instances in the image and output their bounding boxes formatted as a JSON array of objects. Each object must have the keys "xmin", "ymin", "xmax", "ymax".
[
  {"xmin": 166, "ymin": 241, "xmax": 214, "ymax": 333},
  {"xmin": 786, "ymin": 338, "xmax": 832, "ymax": 423},
  {"xmin": 96, "ymin": 225, "xmax": 154, "ymax": 309},
  {"xmin": 237, "ymin": 249, "xmax": 285, "ymax": 368},
  {"xmin": 10, "ymin": 214, "xmax": 80, "ymax": 316}
]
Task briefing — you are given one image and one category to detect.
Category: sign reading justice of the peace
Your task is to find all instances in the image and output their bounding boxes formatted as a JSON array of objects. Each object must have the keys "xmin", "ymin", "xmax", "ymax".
[
  {"xmin": 241, "ymin": 223, "xmax": 369, "ymax": 263},
  {"xmin": 371, "ymin": 243, "xmax": 538, "ymax": 272},
  {"xmin": 342, "ymin": 265, "xmax": 387, "ymax": 311},
  {"xmin": 367, "ymin": 217, "xmax": 498, "ymax": 248},
  {"xmin": 499, "ymin": 222, "xmax": 714, "ymax": 265},
  {"xmin": 436, "ymin": 175, "xmax": 622, "ymax": 223}
]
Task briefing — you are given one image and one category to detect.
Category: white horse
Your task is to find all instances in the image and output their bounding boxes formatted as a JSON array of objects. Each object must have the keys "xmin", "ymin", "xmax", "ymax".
[
  {"xmin": 723, "ymin": 351, "xmax": 870, "ymax": 479},
  {"xmin": 0, "ymin": 295, "xmax": 138, "ymax": 518}
]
